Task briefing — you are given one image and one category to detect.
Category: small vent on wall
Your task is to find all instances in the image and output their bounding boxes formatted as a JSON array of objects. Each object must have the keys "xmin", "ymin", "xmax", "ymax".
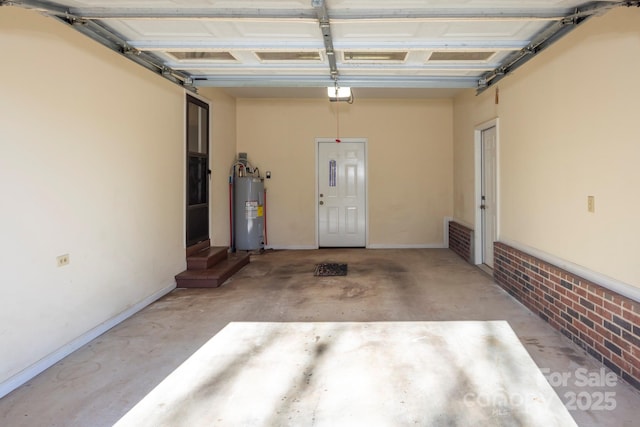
[
  {"xmin": 428, "ymin": 51, "xmax": 495, "ymax": 61},
  {"xmin": 343, "ymin": 51, "xmax": 408, "ymax": 62},
  {"xmin": 255, "ymin": 51, "xmax": 322, "ymax": 61},
  {"xmin": 168, "ymin": 51, "xmax": 236, "ymax": 61}
]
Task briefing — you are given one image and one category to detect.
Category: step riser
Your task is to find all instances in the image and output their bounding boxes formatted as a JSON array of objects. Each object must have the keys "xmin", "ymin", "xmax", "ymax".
[
  {"xmin": 187, "ymin": 250, "xmax": 227, "ymax": 270},
  {"xmin": 175, "ymin": 278, "xmax": 222, "ymax": 288},
  {"xmin": 176, "ymin": 252, "xmax": 250, "ymax": 289}
]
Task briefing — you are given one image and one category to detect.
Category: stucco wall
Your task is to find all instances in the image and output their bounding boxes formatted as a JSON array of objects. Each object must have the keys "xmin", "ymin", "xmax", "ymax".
[
  {"xmin": 453, "ymin": 7, "xmax": 640, "ymax": 287},
  {"xmin": 0, "ymin": 7, "xmax": 185, "ymax": 389},
  {"xmin": 236, "ymin": 98, "xmax": 454, "ymax": 248}
]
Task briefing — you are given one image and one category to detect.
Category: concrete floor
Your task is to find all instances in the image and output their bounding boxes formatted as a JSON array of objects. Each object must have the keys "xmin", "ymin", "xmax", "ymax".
[
  {"xmin": 115, "ymin": 321, "xmax": 576, "ymax": 426},
  {"xmin": 1, "ymin": 249, "xmax": 639, "ymax": 426}
]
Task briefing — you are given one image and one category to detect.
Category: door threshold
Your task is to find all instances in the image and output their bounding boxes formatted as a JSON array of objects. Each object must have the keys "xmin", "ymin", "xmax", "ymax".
[{"xmin": 477, "ymin": 264, "xmax": 494, "ymax": 277}]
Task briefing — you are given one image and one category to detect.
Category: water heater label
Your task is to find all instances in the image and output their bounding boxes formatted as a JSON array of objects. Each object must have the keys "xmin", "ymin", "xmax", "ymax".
[
  {"xmin": 245, "ymin": 201, "xmax": 258, "ymax": 219},
  {"xmin": 257, "ymin": 206, "xmax": 264, "ymax": 217}
]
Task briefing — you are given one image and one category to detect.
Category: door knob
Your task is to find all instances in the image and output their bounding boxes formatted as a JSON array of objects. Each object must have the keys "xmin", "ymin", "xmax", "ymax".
[{"xmin": 319, "ymin": 201, "xmax": 324, "ymax": 205}]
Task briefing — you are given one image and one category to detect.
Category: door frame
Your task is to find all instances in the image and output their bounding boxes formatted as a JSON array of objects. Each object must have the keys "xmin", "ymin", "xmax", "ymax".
[
  {"xmin": 474, "ymin": 118, "xmax": 500, "ymax": 265},
  {"xmin": 315, "ymin": 138, "xmax": 369, "ymax": 249},
  {"xmin": 185, "ymin": 92, "xmax": 212, "ymax": 248}
]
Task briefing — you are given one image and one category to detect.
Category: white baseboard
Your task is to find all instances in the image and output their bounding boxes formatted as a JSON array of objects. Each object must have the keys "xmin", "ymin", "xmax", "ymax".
[
  {"xmin": 367, "ymin": 243, "xmax": 447, "ymax": 249},
  {"xmin": 0, "ymin": 281, "xmax": 176, "ymax": 399},
  {"xmin": 267, "ymin": 245, "xmax": 447, "ymax": 250},
  {"xmin": 266, "ymin": 245, "xmax": 317, "ymax": 250}
]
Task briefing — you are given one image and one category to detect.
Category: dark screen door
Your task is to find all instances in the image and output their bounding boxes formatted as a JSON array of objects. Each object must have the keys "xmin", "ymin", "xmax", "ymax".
[{"xmin": 186, "ymin": 94, "xmax": 210, "ymax": 247}]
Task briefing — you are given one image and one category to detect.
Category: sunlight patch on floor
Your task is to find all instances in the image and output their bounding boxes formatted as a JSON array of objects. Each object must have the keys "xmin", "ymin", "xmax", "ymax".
[{"xmin": 115, "ymin": 321, "xmax": 576, "ymax": 427}]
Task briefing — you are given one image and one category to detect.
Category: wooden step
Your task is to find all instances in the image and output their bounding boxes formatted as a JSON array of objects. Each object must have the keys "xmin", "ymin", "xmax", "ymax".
[
  {"xmin": 187, "ymin": 246, "xmax": 228, "ymax": 270},
  {"xmin": 176, "ymin": 252, "xmax": 250, "ymax": 288},
  {"xmin": 186, "ymin": 239, "xmax": 210, "ymax": 257}
]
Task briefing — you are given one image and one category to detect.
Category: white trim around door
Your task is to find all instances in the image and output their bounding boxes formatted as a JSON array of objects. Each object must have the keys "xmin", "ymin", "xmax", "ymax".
[
  {"xmin": 315, "ymin": 138, "xmax": 369, "ymax": 248},
  {"xmin": 474, "ymin": 118, "xmax": 500, "ymax": 266}
]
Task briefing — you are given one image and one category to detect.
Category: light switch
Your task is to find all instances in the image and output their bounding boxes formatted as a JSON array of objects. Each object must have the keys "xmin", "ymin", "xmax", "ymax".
[{"xmin": 587, "ymin": 196, "xmax": 595, "ymax": 213}]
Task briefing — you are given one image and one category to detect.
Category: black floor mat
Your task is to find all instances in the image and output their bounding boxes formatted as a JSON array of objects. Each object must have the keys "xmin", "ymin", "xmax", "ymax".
[{"xmin": 314, "ymin": 263, "xmax": 348, "ymax": 276}]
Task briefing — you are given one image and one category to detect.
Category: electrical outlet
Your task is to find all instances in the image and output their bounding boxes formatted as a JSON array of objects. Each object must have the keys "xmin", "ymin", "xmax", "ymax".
[
  {"xmin": 587, "ymin": 196, "xmax": 595, "ymax": 213},
  {"xmin": 57, "ymin": 254, "xmax": 70, "ymax": 267}
]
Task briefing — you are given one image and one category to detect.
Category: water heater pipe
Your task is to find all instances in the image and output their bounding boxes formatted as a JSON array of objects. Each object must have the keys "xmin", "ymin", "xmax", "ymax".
[
  {"xmin": 263, "ymin": 188, "xmax": 268, "ymax": 247},
  {"xmin": 229, "ymin": 180, "xmax": 234, "ymax": 252}
]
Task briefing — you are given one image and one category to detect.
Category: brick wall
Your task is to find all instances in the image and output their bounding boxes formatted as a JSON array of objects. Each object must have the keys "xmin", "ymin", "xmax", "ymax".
[
  {"xmin": 448, "ymin": 221, "xmax": 473, "ymax": 263},
  {"xmin": 494, "ymin": 241, "xmax": 640, "ymax": 390}
]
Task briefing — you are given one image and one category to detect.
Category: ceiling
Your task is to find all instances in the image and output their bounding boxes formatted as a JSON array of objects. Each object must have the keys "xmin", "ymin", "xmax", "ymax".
[{"xmin": 7, "ymin": 0, "xmax": 634, "ymax": 98}]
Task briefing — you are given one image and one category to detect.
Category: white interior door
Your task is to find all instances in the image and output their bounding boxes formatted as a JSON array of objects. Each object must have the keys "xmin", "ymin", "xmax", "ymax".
[
  {"xmin": 318, "ymin": 141, "xmax": 366, "ymax": 247},
  {"xmin": 481, "ymin": 126, "xmax": 497, "ymax": 267}
]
